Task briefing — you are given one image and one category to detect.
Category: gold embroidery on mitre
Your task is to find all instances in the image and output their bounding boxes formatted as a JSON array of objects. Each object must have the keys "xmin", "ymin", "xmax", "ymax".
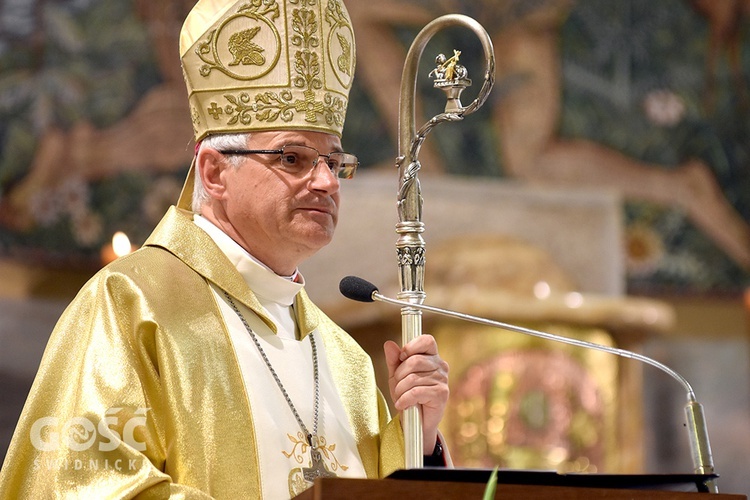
[
  {"xmin": 181, "ymin": 0, "xmax": 356, "ymax": 141},
  {"xmin": 228, "ymin": 26, "xmax": 265, "ymax": 66},
  {"xmin": 325, "ymin": 0, "xmax": 354, "ymax": 85},
  {"xmin": 195, "ymin": 1, "xmax": 282, "ymax": 81},
  {"xmin": 336, "ymin": 33, "xmax": 351, "ymax": 75},
  {"xmin": 190, "ymin": 105, "xmax": 201, "ymax": 127}
]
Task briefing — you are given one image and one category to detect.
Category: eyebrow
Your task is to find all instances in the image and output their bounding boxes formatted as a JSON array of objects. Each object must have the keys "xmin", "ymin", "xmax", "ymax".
[{"xmin": 278, "ymin": 142, "xmax": 346, "ymax": 153}]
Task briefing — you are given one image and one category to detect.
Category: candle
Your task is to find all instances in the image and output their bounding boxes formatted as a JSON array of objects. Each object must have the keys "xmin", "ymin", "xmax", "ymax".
[{"xmin": 100, "ymin": 231, "xmax": 133, "ymax": 265}]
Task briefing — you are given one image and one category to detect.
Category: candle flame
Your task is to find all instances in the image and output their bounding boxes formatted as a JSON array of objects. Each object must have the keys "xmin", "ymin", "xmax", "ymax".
[{"xmin": 112, "ymin": 232, "xmax": 132, "ymax": 258}]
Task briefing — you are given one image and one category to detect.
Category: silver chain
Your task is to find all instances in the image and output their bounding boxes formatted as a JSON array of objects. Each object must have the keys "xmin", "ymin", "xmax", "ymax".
[{"xmin": 223, "ymin": 291, "xmax": 320, "ymax": 444}]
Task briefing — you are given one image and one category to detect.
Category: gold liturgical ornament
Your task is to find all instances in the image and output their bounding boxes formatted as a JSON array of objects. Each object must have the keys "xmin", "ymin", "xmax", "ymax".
[{"xmin": 180, "ymin": 0, "xmax": 356, "ymax": 142}]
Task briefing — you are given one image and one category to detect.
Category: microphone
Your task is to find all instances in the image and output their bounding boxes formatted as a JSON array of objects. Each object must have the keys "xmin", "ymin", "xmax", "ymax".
[
  {"xmin": 339, "ymin": 275, "xmax": 719, "ymax": 493},
  {"xmin": 339, "ymin": 275, "xmax": 377, "ymax": 302}
]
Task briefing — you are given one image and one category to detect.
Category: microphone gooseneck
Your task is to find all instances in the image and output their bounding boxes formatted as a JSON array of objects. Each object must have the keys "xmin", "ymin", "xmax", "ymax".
[{"xmin": 339, "ymin": 275, "xmax": 719, "ymax": 493}]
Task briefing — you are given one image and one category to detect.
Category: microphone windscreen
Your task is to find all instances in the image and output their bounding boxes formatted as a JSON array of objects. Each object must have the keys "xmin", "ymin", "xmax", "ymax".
[{"xmin": 339, "ymin": 276, "xmax": 378, "ymax": 302}]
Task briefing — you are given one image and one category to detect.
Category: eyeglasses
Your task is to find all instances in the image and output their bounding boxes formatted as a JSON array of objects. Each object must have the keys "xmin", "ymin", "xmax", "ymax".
[{"xmin": 218, "ymin": 144, "xmax": 359, "ymax": 179}]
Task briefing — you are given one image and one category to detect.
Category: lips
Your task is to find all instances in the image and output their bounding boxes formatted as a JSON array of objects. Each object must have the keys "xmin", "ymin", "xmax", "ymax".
[
  {"xmin": 295, "ymin": 204, "xmax": 329, "ymax": 217},
  {"xmin": 303, "ymin": 205, "xmax": 332, "ymax": 214},
  {"xmin": 297, "ymin": 198, "xmax": 336, "ymax": 216}
]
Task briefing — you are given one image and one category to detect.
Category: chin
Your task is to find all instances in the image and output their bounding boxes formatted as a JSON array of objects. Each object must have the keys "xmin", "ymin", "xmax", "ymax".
[
  {"xmin": 295, "ymin": 226, "xmax": 335, "ymax": 251},
  {"xmin": 289, "ymin": 216, "xmax": 336, "ymax": 248},
  {"xmin": 310, "ymin": 230, "xmax": 335, "ymax": 249}
]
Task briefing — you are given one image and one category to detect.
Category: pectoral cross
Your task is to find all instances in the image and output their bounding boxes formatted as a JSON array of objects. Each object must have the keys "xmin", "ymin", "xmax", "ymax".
[{"xmin": 302, "ymin": 437, "xmax": 336, "ymax": 482}]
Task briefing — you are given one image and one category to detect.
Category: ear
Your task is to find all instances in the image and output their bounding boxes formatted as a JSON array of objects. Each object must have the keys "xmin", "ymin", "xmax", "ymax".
[{"xmin": 197, "ymin": 147, "xmax": 229, "ymax": 200}]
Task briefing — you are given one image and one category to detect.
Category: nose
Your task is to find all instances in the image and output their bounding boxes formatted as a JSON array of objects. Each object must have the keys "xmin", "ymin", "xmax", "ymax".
[{"xmin": 308, "ymin": 157, "xmax": 340, "ymax": 192}]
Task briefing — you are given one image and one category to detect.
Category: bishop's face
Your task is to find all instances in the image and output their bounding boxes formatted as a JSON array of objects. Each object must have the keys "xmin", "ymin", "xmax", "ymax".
[{"xmin": 214, "ymin": 130, "xmax": 343, "ymax": 274}]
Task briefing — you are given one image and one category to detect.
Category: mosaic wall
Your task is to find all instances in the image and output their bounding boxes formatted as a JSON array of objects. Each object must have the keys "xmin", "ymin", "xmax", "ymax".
[{"xmin": 1, "ymin": 0, "xmax": 749, "ymax": 295}]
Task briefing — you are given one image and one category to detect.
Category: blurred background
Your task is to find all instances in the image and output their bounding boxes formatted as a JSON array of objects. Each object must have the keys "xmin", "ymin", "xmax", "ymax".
[{"xmin": 1, "ymin": 0, "xmax": 749, "ymax": 495}]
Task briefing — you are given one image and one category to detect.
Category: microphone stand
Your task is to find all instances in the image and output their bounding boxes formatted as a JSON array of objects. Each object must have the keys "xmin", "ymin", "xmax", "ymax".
[{"xmin": 345, "ymin": 278, "xmax": 719, "ymax": 492}]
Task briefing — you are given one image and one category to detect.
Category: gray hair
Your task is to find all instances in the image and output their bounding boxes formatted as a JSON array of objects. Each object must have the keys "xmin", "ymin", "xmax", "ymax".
[{"xmin": 192, "ymin": 132, "xmax": 251, "ymax": 213}]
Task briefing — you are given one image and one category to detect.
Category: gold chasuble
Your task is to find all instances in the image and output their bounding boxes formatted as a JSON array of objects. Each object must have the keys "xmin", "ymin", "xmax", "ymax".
[{"xmin": 0, "ymin": 207, "xmax": 404, "ymax": 499}]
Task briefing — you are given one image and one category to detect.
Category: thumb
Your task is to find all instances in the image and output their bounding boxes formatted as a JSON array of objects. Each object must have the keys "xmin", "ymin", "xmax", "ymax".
[{"xmin": 383, "ymin": 340, "xmax": 402, "ymax": 379}]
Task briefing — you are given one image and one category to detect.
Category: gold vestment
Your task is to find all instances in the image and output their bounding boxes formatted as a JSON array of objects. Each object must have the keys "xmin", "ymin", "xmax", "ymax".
[{"xmin": 0, "ymin": 207, "xmax": 404, "ymax": 499}]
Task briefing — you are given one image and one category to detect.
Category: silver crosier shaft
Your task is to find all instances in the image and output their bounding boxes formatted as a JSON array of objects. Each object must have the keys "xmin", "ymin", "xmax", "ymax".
[{"xmin": 395, "ymin": 14, "xmax": 495, "ymax": 469}]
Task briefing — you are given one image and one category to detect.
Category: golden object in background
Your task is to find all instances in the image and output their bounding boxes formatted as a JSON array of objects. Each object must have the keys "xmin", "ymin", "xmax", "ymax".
[
  {"xmin": 437, "ymin": 320, "xmax": 617, "ymax": 473},
  {"xmin": 426, "ymin": 235, "xmax": 675, "ymax": 473}
]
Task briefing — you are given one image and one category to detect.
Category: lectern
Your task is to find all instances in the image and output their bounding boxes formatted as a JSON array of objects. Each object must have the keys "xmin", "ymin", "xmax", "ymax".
[{"xmin": 293, "ymin": 470, "xmax": 748, "ymax": 500}]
